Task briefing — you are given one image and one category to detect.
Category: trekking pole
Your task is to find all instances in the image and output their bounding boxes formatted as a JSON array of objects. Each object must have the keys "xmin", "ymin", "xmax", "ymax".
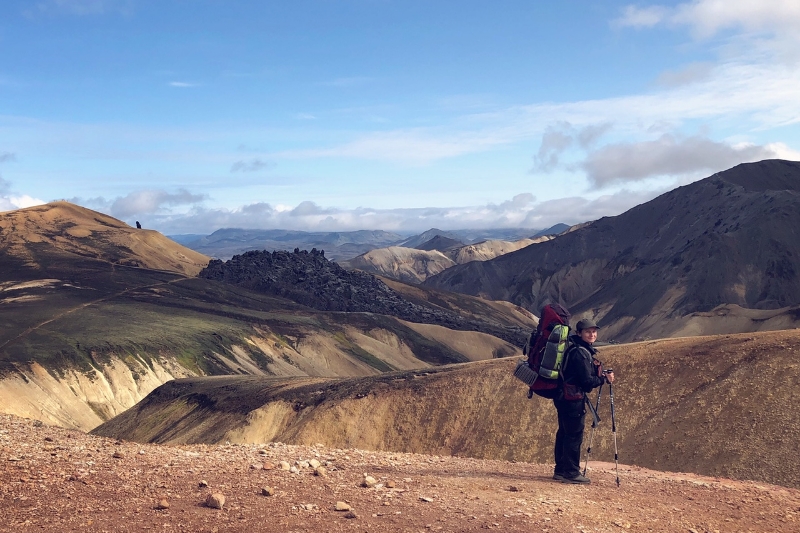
[
  {"xmin": 582, "ymin": 383, "xmax": 603, "ymax": 476},
  {"xmin": 608, "ymin": 375, "xmax": 620, "ymax": 487}
]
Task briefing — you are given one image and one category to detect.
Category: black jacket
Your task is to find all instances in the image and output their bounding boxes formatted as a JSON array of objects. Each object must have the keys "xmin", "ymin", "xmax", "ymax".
[{"xmin": 557, "ymin": 335, "xmax": 605, "ymax": 405}]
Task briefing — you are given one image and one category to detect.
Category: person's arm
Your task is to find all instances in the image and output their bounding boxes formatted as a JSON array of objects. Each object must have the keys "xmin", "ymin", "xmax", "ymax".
[{"xmin": 574, "ymin": 349, "xmax": 605, "ymax": 392}]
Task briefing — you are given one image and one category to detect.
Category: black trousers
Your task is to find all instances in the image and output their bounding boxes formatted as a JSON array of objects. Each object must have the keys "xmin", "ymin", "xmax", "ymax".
[{"xmin": 553, "ymin": 399, "xmax": 586, "ymax": 478}]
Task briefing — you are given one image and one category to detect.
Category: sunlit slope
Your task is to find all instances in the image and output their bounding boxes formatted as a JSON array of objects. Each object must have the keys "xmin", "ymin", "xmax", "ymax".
[
  {"xmin": 94, "ymin": 329, "xmax": 800, "ymax": 489},
  {"xmin": 0, "ymin": 201, "xmax": 209, "ymax": 276}
]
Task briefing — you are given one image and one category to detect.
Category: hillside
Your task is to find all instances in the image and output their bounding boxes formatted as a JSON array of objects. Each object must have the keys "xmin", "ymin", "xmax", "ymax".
[
  {"xmin": 0, "ymin": 202, "xmax": 534, "ymax": 431},
  {"xmin": 341, "ymin": 236, "xmax": 552, "ymax": 284},
  {"xmin": 95, "ymin": 328, "xmax": 800, "ymax": 491},
  {"xmin": 425, "ymin": 159, "xmax": 800, "ymax": 341}
]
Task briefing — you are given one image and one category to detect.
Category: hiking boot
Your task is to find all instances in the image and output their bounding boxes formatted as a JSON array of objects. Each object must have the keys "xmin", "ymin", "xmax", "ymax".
[
  {"xmin": 562, "ymin": 474, "xmax": 591, "ymax": 484},
  {"xmin": 552, "ymin": 473, "xmax": 565, "ymax": 481}
]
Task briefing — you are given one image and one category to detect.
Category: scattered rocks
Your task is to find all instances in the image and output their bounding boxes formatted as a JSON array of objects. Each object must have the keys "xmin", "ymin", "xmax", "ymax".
[
  {"xmin": 205, "ymin": 493, "xmax": 225, "ymax": 510},
  {"xmin": 279, "ymin": 461, "xmax": 291, "ymax": 471},
  {"xmin": 261, "ymin": 487, "xmax": 275, "ymax": 497},
  {"xmin": 335, "ymin": 502, "xmax": 352, "ymax": 511},
  {"xmin": 362, "ymin": 474, "xmax": 378, "ymax": 488},
  {"xmin": 155, "ymin": 499, "xmax": 170, "ymax": 510},
  {"xmin": 314, "ymin": 466, "xmax": 327, "ymax": 477}
]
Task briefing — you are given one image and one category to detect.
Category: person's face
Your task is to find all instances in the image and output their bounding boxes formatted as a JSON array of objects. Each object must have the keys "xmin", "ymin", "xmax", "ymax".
[{"xmin": 579, "ymin": 327, "xmax": 598, "ymax": 344}]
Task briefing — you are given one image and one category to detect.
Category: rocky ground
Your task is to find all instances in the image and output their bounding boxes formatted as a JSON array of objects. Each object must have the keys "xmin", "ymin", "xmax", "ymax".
[{"xmin": 2, "ymin": 414, "xmax": 798, "ymax": 532}]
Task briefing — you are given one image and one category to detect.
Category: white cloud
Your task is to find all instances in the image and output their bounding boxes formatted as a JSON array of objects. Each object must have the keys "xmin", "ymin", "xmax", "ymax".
[
  {"xmin": 0, "ymin": 177, "xmax": 45, "ymax": 212},
  {"xmin": 654, "ymin": 62, "xmax": 714, "ymax": 88},
  {"xmin": 613, "ymin": 5, "xmax": 669, "ymax": 28},
  {"xmin": 276, "ymin": 130, "xmax": 508, "ymax": 164},
  {"xmin": 168, "ymin": 82, "xmax": 197, "ymax": 88},
  {"xmin": 230, "ymin": 158, "xmax": 275, "ymax": 173},
  {"xmin": 532, "ymin": 122, "xmax": 613, "ymax": 173},
  {"xmin": 582, "ymin": 135, "xmax": 779, "ymax": 186},
  {"xmin": 110, "ymin": 189, "xmax": 207, "ymax": 218},
  {"xmin": 615, "ymin": 1, "xmax": 800, "ymax": 37}
]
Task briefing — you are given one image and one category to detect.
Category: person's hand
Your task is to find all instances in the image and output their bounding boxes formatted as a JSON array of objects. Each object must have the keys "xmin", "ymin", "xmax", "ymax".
[{"xmin": 605, "ymin": 371, "xmax": 615, "ymax": 384}]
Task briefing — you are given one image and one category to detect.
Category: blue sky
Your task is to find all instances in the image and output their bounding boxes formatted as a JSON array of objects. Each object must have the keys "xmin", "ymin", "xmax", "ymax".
[{"xmin": 1, "ymin": 0, "xmax": 799, "ymax": 234}]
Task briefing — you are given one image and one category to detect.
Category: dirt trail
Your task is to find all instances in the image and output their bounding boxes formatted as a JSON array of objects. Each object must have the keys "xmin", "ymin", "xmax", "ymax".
[
  {"xmin": 0, "ymin": 276, "xmax": 188, "ymax": 353},
  {"xmin": 2, "ymin": 413, "xmax": 798, "ymax": 532}
]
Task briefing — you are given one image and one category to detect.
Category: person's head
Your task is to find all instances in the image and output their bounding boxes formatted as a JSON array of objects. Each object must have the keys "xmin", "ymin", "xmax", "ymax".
[{"xmin": 576, "ymin": 319, "xmax": 600, "ymax": 345}]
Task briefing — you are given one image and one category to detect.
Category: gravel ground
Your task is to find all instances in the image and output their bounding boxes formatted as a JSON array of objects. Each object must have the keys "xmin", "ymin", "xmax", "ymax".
[{"xmin": 1, "ymin": 414, "xmax": 798, "ymax": 532}]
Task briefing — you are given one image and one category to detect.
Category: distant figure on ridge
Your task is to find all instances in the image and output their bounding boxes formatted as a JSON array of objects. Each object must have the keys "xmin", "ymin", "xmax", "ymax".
[
  {"xmin": 136, "ymin": 221, "xmax": 141, "ymax": 229},
  {"xmin": 552, "ymin": 318, "xmax": 613, "ymax": 484}
]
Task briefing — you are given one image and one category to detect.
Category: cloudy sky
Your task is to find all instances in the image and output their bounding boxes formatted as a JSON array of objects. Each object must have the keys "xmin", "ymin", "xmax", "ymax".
[{"xmin": 1, "ymin": 0, "xmax": 799, "ymax": 235}]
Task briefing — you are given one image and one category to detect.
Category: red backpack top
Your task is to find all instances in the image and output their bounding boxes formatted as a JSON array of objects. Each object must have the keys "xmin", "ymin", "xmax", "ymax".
[{"xmin": 524, "ymin": 303, "xmax": 571, "ymax": 398}]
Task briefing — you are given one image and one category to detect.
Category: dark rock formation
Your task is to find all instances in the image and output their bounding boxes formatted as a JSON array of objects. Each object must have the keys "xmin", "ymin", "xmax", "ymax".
[{"xmin": 200, "ymin": 248, "xmax": 526, "ymax": 345}]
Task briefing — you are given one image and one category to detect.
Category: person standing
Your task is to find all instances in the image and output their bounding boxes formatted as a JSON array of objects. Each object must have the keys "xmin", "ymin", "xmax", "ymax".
[{"xmin": 553, "ymin": 318, "xmax": 614, "ymax": 484}]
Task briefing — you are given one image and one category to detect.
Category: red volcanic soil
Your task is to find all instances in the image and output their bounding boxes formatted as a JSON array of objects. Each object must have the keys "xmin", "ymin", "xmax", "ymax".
[{"xmin": 2, "ymin": 414, "xmax": 798, "ymax": 532}]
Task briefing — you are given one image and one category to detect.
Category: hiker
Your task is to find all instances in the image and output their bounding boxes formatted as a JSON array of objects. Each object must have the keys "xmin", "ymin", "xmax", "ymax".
[{"xmin": 553, "ymin": 318, "xmax": 614, "ymax": 484}]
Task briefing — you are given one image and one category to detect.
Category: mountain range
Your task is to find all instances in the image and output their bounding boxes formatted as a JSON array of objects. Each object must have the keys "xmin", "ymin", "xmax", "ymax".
[
  {"xmin": 172, "ymin": 226, "xmax": 558, "ymax": 261},
  {"xmin": 0, "ymin": 202, "xmax": 534, "ymax": 430}
]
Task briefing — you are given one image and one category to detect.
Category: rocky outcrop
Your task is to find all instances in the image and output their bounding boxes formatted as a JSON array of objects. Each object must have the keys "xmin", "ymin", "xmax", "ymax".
[{"xmin": 200, "ymin": 249, "xmax": 527, "ymax": 345}]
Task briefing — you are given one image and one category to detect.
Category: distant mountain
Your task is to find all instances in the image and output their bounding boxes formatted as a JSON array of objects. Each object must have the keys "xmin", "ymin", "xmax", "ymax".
[
  {"xmin": 397, "ymin": 228, "xmax": 462, "ymax": 249},
  {"xmin": 340, "ymin": 247, "xmax": 456, "ymax": 284},
  {"xmin": 416, "ymin": 235, "xmax": 464, "ymax": 252},
  {"xmin": 342, "ymin": 236, "xmax": 553, "ymax": 283},
  {"xmin": 533, "ymin": 223, "xmax": 570, "ymax": 237},
  {"xmin": 177, "ymin": 228, "xmax": 404, "ymax": 261},
  {"xmin": 425, "ymin": 159, "xmax": 800, "ymax": 342}
]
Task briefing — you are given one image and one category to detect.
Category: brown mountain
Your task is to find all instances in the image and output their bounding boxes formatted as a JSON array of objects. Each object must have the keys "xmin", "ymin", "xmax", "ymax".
[
  {"xmin": 0, "ymin": 201, "xmax": 209, "ymax": 276},
  {"xmin": 424, "ymin": 159, "xmax": 800, "ymax": 341}
]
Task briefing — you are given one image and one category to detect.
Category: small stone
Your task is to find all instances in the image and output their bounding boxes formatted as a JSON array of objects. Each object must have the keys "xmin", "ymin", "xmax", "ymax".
[
  {"xmin": 344, "ymin": 511, "xmax": 357, "ymax": 519},
  {"xmin": 138, "ymin": 450, "xmax": 145, "ymax": 455},
  {"xmin": 205, "ymin": 493, "xmax": 225, "ymax": 509},
  {"xmin": 198, "ymin": 480, "xmax": 209, "ymax": 488},
  {"xmin": 279, "ymin": 461, "xmax": 291, "ymax": 471},
  {"xmin": 314, "ymin": 466, "xmax": 327, "ymax": 477},
  {"xmin": 289, "ymin": 466, "xmax": 299, "ymax": 474},
  {"xmin": 508, "ymin": 486, "xmax": 522, "ymax": 492},
  {"xmin": 361, "ymin": 475, "xmax": 378, "ymax": 488},
  {"xmin": 155, "ymin": 499, "xmax": 170, "ymax": 510},
  {"xmin": 297, "ymin": 460, "xmax": 310, "ymax": 468},
  {"xmin": 261, "ymin": 486, "xmax": 275, "ymax": 496},
  {"xmin": 335, "ymin": 502, "xmax": 351, "ymax": 512},
  {"xmin": 112, "ymin": 451, "xmax": 124, "ymax": 459},
  {"xmin": 259, "ymin": 449, "xmax": 268, "ymax": 455},
  {"xmin": 420, "ymin": 496, "xmax": 434, "ymax": 503},
  {"xmin": 309, "ymin": 459, "xmax": 321, "ymax": 469},
  {"xmin": 386, "ymin": 480, "xmax": 396, "ymax": 489},
  {"xmin": 262, "ymin": 462, "xmax": 275, "ymax": 470}
]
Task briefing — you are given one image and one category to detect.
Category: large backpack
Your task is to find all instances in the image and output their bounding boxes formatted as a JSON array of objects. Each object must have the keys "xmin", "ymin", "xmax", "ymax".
[{"xmin": 519, "ymin": 303, "xmax": 571, "ymax": 399}]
